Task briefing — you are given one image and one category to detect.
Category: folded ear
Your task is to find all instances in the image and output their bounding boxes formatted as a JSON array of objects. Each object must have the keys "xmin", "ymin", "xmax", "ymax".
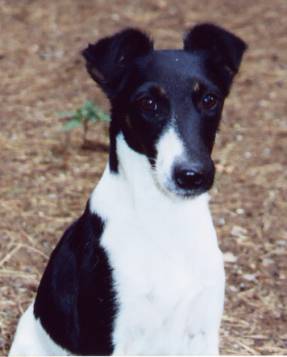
[
  {"xmin": 184, "ymin": 23, "xmax": 247, "ymax": 77},
  {"xmin": 82, "ymin": 28, "xmax": 153, "ymax": 98}
]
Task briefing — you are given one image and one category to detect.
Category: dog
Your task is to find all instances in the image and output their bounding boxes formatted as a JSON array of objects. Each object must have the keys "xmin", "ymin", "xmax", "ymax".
[{"xmin": 9, "ymin": 24, "xmax": 246, "ymax": 356}]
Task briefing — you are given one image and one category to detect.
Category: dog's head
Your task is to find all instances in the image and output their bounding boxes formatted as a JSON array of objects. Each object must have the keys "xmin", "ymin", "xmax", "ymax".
[{"xmin": 83, "ymin": 24, "xmax": 246, "ymax": 198}]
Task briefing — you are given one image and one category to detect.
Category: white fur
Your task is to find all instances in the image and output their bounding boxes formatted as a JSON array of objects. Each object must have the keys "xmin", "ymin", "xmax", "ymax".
[
  {"xmin": 154, "ymin": 126, "xmax": 184, "ymax": 194},
  {"xmin": 9, "ymin": 128, "xmax": 225, "ymax": 355},
  {"xmin": 90, "ymin": 130, "xmax": 225, "ymax": 355}
]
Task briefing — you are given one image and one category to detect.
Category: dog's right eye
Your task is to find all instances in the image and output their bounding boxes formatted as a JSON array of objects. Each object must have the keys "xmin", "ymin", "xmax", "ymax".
[
  {"xmin": 200, "ymin": 93, "xmax": 219, "ymax": 111},
  {"xmin": 135, "ymin": 96, "xmax": 158, "ymax": 113}
]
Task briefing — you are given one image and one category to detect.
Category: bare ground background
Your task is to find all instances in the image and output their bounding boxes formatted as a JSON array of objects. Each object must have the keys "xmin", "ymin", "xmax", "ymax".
[{"xmin": 0, "ymin": 0, "xmax": 286, "ymax": 354}]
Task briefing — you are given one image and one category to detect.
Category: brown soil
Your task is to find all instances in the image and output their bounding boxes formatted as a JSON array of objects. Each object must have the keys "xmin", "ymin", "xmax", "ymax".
[{"xmin": 0, "ymin": 0, "xmax": 286, "ymax": 354}]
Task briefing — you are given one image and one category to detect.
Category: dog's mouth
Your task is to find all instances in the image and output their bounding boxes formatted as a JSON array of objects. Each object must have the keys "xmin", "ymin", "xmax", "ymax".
[{"xmin": 165, "ymin": 184, "xmax": 209, "ymax": 199}]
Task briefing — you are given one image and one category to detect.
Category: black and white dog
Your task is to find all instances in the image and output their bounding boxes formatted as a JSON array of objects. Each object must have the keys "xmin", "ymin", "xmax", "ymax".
[{"xmin": 9, "ymin": 24, "xmax": 246, "ymax": 355}]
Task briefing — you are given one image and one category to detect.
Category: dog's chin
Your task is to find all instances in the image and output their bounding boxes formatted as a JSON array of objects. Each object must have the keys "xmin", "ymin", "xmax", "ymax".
[{"xmin": 165, "ymin": 184, "xmax": 208, "ymax": 200}]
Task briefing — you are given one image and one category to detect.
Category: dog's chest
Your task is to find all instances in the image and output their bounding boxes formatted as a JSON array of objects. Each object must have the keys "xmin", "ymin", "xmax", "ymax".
[{"xmin": 96, "ymin": 190, "xmax": 225, "ymax": 354}]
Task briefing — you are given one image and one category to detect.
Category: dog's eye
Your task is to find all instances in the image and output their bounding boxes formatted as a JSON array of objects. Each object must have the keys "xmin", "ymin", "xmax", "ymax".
[
  {"xmin": 136, "ymin": 97, "xmax": 158, "ymax": 113},
  {"xmin": 201, "ymin": 93, "xmax": 218, "ymax": 110}
]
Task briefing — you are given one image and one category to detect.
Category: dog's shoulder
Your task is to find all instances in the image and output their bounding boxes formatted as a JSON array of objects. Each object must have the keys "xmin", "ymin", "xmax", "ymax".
[{"xmin": 34, "ymin": 201, "xmax": 116, "ymax": 355}]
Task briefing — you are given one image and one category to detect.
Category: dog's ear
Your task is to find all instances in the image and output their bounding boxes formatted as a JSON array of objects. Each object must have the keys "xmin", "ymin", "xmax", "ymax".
[
  {"xmin": 82, "ymin": 28, "xmax": 153, "ymax": 98},
  {"xmin": 183, "ymin": 23, "xmax": 247, "ymax": 77}
]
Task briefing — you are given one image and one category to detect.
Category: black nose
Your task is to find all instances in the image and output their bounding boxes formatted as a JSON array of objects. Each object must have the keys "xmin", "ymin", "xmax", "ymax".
[{"xmin": 174, "ymin": 164, "xmax": 205, "ymax": 190}]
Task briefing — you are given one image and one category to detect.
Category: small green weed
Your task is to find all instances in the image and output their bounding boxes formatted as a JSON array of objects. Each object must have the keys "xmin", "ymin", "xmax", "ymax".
[{"xmin": 60, "ymin": 100, "xmax": 110, "ymax": 146}]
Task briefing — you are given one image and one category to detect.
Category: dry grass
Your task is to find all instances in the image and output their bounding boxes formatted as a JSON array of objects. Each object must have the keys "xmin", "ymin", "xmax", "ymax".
[{"xmin": 0, "ymin": 0, "xmax": 286, "ymax": 354}]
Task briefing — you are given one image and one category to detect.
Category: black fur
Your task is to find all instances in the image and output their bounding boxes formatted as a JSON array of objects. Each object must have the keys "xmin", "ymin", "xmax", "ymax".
[
  {"xmin": 34, "ymin": 203, "xmax": 116, "ymax": 355},
  {"xmin": 82, "ymin": 28, "xmax": 153, "ymax": 99},
  {"xmin": 184, "ymin": 23, "xmax": 247, "ymax": 94}
]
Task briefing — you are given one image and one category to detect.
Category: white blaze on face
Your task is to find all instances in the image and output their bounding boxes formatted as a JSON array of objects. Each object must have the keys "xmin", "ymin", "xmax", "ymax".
[{"xmin": 155, "ymin": 127, "xmax": 185, "ymax": 192}]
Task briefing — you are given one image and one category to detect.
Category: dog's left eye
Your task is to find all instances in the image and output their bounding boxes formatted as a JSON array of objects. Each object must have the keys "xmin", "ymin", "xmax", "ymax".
[
  {"xmin": 136, "ymin": 97, "xmax": 158, "ymax": 113},
  {"xmin": 201, "ymin": 93, "xmax": 218, "ymax": 110}
]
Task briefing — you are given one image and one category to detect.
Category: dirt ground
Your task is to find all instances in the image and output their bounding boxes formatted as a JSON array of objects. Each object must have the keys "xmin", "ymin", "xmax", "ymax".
[{"xmin": 0, "ymin": 0, "xmax": 286, "ymax": 355}]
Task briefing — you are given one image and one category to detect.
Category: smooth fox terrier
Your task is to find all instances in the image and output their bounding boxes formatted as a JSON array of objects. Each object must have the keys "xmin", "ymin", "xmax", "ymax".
[{"xmin": 9, "ymin": 24, "xmax": 246, "ymax": 355}]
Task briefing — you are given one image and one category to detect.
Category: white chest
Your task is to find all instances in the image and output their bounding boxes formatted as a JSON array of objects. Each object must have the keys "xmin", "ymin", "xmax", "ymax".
[{"xmin": 90, "ymin": 170, "xmax": 225, "ymax": 355}]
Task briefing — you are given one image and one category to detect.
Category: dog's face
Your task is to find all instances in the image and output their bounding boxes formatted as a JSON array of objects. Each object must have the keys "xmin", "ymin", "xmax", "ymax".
[{"xmin": 83, "ymin": 25, "xmax": 246, "ymax": 198}]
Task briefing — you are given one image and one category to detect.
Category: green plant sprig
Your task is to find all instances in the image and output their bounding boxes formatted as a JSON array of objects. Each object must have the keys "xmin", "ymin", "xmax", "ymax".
[{"xmin": 61, "ymin": 100, "xmax": 110, "ymax": 131}]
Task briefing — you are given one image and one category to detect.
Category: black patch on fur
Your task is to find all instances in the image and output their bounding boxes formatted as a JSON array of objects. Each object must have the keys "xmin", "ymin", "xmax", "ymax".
[
  {"xmin": 34, "ymin": 203, "xmax": 116, "ymax": 355},
  {"xmin": 108, "ymin": 118, "xmax": 120, "ymax": 173}
]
